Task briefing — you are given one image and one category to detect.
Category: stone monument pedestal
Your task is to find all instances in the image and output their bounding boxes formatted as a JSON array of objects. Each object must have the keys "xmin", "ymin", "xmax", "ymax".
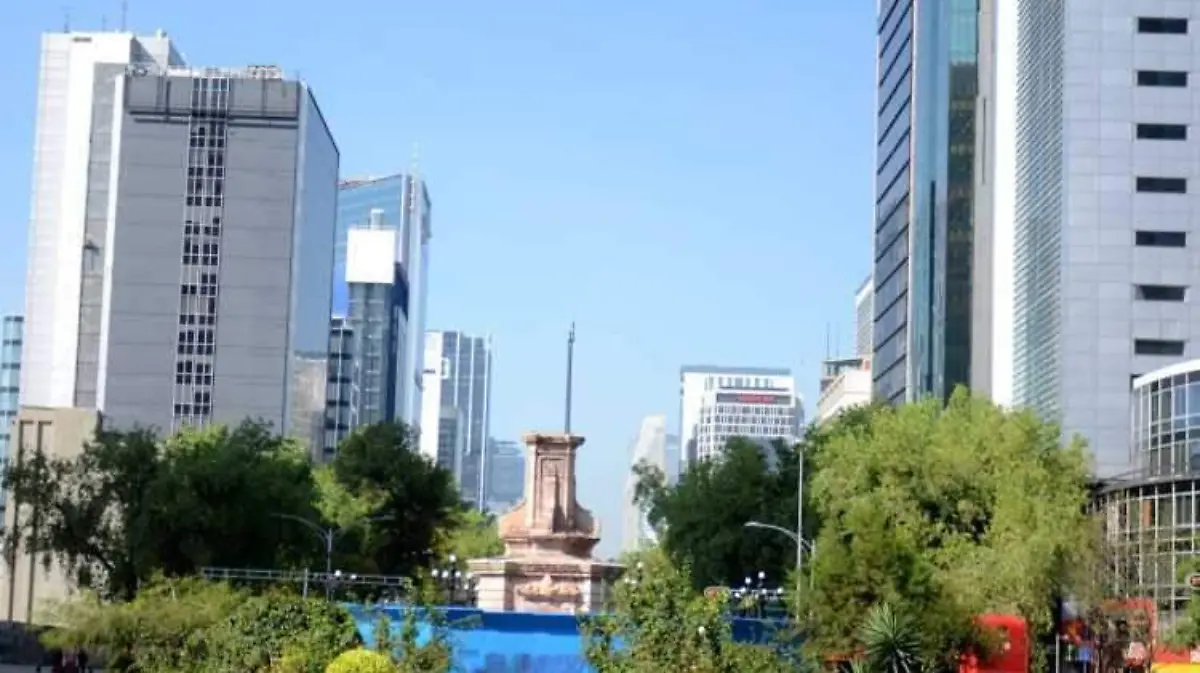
[{"xmin": 468, "ymin": 432, "xmax": 623, "ymax": 614}]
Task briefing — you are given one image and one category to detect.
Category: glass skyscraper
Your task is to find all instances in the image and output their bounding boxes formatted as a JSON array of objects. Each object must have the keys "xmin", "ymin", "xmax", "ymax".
[
  {"xmin": 0, "ymin": 315, "xmax": 22, "ymax": 519},
  {"xmin": 420, "ymin": 331, "xmax": 493, "ymax": 508},
  {"xmin": 332, "ymin": 175, "xmax": 431, "ymax": 432},
  {"xmin": 873, "ymin": 0, "xmax": 981, "ymax": 404}
]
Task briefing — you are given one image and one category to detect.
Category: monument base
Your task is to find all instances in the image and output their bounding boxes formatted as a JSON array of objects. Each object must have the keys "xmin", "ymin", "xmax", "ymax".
[{"xmin": 469, "ymin": 556, "xmax": 624, "ymax": 614}]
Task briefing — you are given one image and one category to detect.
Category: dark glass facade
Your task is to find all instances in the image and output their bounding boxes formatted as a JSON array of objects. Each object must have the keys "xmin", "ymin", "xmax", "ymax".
[{"xmin": 873, "ymin": 0, "xmax": 979, "ymax": 404}]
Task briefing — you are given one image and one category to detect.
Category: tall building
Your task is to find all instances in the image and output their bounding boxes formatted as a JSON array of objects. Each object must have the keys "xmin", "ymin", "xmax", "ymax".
[
  {"xmin": 21, "ymin": 31, "xmax": 183, "ymax": 409},
  {"xmin": 621, "ymin": 415, "xmax": 673, "ymax": 553},
  {"xmin": 484, "ymin": 438, "xmax": 525, "ymax": 513},
  {"xmin": 0, "ymin": 315, "xmax": 23, "ymax": 517},
  {"xmin": 334, "ymin": 175, "xmax": 431, "ymax": 429},
  {"xmin": 855, "ymin": 276, "xmax": 874, "ymax": 359},
  {"xmin": 818, "ymin": 280, "xmax": 875, "ymax": 425},
  {"xmin": 679, "ymin": 366, "xmax": 801, "ymax": 467},
  {"xmin": 344, "ymin": 211, "xmax": 408, "ymax": 429},
  {"xmin": 324, "ymin": 316, "xmax": 357, "ymax": 457},
  {"xmin": 872, "ymin": 0, "xmax": 984, "ymax": 405},
  {"xmin": 20, "ymin": 31, "xmax": 340, "ymax": 450},
  {"xmin": 420, "ymin": 331, "xmax": 493, "ymax": 506},
  {"xmin": 1010, "ymin": 1, "xmax": 1200, "ymax": 475}
]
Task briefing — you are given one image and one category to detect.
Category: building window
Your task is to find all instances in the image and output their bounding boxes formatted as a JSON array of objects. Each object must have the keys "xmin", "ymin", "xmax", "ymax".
[
  {"xmin": 1136, "ymin": 285, "xmax": 1188, "ymax": 301},
  {"xmin": 1137, "ymin": 70, "xmax": 1189, "ymax": 87},
  {"xmin": 1136, "ymin": 230, "xmax": 1187, "ymax": 247},
  {"xmin": 1138, "ymin": 17, "xmax": 1188, "ymax": 34},
  {"xmin": 1137, "ymin": 177, "xmax": 1188, "ymax": 194},
  {"xmin": 1135, "ymin": 339, "xmax": 1186, "ymax": 356},
  {"xmin": 1137, "ymin": 123, "xmax": 1188, "ymax": 140}
]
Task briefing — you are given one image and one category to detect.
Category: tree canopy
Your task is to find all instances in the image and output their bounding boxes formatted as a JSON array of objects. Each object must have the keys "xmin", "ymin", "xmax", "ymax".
[
  {"xmin": 2, "ymin": 419, "xmax": 467, "ymax": 600},
  {"xmin": 804, "ymin": 389, "xmax": 1095, "ymax": 670},
  {"xmin": 325, "ymin": 422, "xmax": 463, "ymax": 577},
  {"xmin": 3, "ymin": 420, "xmax": 322, "ymax": 600}
]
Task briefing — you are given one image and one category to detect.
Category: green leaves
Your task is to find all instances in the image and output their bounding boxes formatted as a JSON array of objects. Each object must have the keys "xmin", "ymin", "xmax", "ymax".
[
  {"xmin": 581, "ymin": 548, "xmax": 796, "ymax": 673},
  {"xmin": 328, "ymin": 422, "xmax": 461, "ymax": 577},
  {"xmin": 859, "ymin": 603, "xmax": 921, "ymax": 673},
  {"xmin": 635, "ymin": 437, "xmax": 803, "ymax": 590},
  {"xmin": 805, "ymin": 389, "xmax": 1095, "ymax": 670}
]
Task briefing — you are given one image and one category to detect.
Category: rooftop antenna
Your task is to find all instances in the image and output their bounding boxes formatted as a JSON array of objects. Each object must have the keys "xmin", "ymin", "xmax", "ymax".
[
  {"xmin": 62, "ymin": 7, "xmax": 71, "ymax": 32},
  {"xmin": 824, "ymin": 323, "xmax": 831, "ymax": 359},
  {"xmin": 119, "ymin": 0, "xmax": 128, "ymax": 31},
  {"xmin": 410, "ymin": 142, "xmax": 421, "ymax": 177},
  {"xmin": 565, "ymin": 322, "xmax": 576, "ymax": 434},
  {"xmin": 100, "ymin": 14, "xmax": 107, "ymax": 30}
]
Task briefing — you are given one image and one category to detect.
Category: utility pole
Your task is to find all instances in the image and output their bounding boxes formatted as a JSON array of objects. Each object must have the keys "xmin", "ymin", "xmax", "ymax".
[{"xmin": 565, "ymin": 322, "xmax": 575, "ymax": 433}]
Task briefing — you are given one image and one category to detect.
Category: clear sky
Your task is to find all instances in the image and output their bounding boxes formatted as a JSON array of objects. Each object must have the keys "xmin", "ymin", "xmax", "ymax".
[{"xmin": 0, "ymin": 1, "xmax": 877, "ymax": 558}]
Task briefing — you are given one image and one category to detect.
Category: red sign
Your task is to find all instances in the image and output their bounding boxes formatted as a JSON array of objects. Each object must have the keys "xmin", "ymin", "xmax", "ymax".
[{"xmin": 715, "ymin": 393, "xmax": 792, "ymax": 406}]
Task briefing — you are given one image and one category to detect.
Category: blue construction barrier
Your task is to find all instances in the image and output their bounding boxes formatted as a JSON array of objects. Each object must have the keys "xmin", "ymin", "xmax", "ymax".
[{"xmin": 345, "ymin": 604, "xmax": 791, "ymax": 672}]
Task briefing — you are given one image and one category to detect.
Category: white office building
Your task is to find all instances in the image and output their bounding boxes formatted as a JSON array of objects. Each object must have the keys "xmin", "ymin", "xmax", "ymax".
[
  {"xmin": 679, "ymin": 366, "xmax": 801, "ymax": 467},
  {"xmin": 817, "ymin": 278, "xmax": 874, "ymax": 425},
  {"xmin": 1004, "ymin": 2, "xmax": 1200, "ymax": 476},
  {"xmin": 21, "ymin": 31, "xmax": 183, "ymax": 409},
  {"xmin": 621, "ymin": 415, "xmax": 676, "ymax": 553}
]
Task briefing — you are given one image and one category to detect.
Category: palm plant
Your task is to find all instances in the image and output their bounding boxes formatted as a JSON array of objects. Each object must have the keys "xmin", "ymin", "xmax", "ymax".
[{"xmin": 859, "ymin": 602, "xmax": 922, "ymax": 673}]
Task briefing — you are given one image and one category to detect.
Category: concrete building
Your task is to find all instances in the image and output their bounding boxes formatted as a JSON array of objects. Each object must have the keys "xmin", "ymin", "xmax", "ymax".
[
  {"xmin": 679, "ymin": 366, "xmax": 801, "ymax": 467},
  {"xmin": 334, "ymin": 175, "xmax": 431, "ymax": 429},
  {"xmin": 1, "ymin": 407, "xmax": 101, "ymax": 624},
  {"xmin": 0, "ymin": 316, "xmax": 22, "ymax": 519},
  {"xmin": 484, "ymin": 438, "xmax": 525, "ymax": 512},
  {"xmin": 1010, "ymin": 1, "xmax": 1200, "ymax": 476},
  {"xmin": 871, "ymin": 0, "xmax": 985, "ymax": 405},
  {"xmin": 621, "ymin": 415, "xmax": 673, "ymax": 553},
  {"xmin": 20, "ymin": 31, "xmax": 182, "ymax": 411},
  {"xmin": 420, "ymin": 331, "xmax": 493, "ymax": 507},
  {"xmin": 818, "ymin": 278, "xmax": 875, "ymax": 425},
  {"xmin": 816, "ymin": 357, "xmax": 872, "ymax": 426},
  {"xmin": 18, "ymin": 30, "xmax": 339, "ymax": 450}
]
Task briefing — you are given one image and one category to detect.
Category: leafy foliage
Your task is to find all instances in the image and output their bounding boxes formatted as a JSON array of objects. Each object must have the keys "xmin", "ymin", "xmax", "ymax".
[
  {"xmin": 804, "ymin": 389, "xmax": 1095, "ymax": 671},
  {"xmin": 329, "ymin": 422, "xmax": 461, "ymax": 577},
  {"xmin": 325, "ymin": 648, "xmax": 394, "ymax": 673},
  {"xmin": 633, "ymin": 437, "xmax": 801, "ymax": 590},
  {"xmin": 3, "ymin": 421, "xmax": 321, "ymax": 600},
  {"xmin": 437, "ymin": 508, "xmax": 504, "ymax": 561},
  {"xmin": 41, "ymin": 577, "xmax": 457, "ymax": 673},
  {"xmin": 581, "ymin": 548, "xmax": 797, "ymax": 673},
  {"xmin": 859, "ymin": 603, "xmax": 922, "ymax": 673}
]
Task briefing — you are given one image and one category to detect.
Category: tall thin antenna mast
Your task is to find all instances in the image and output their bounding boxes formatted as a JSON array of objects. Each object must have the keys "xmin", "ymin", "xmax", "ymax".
[
  {"xmin": 824, "ymin": 323, "xmax": 831, "ymax": 359},
  {"xmin": 119, "ymin": 0, "xmax": 128, "ymax": 31},
  {"xmin": 565, "ymin": 323, "xmax": 576, "ymax": 434},
  {"xmin": 62, "ymin": 7, "xmax": 71, "ymax": 32},
  {"xmin": 410, "ymin": 142, "xmax": 420, "ymax": 177}
]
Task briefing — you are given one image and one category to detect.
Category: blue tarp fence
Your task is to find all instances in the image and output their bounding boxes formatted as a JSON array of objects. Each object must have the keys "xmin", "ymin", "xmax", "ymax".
[{"xmin": 344, "ymin": 604, "xmax": 792, "ymax": 673}]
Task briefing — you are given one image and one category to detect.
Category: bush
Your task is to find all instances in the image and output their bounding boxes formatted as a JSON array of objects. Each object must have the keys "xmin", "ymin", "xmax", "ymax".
[{"xmin": 325, "ymin": 648, "xmax": 395, "ymax": 673}]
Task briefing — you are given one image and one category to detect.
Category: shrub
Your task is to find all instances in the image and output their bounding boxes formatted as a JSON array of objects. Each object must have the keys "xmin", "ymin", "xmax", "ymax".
[{"xmin": 325, "ymin": 648, "xmax": 395, "ymax": 673}]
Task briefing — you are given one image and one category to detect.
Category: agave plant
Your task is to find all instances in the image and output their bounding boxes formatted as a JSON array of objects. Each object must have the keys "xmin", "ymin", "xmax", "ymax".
[{"xmin": 859, "ymin": 602, "xmax": 922, "ymax": 673}]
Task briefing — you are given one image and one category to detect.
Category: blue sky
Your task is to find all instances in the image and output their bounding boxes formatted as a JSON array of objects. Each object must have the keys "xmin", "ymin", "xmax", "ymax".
[{"xmin": 0, "ymin": 1, "xmax": 876, "ymax": 557}]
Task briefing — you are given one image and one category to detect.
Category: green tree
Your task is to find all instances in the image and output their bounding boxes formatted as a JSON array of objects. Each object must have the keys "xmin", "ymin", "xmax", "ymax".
[
  {"xmin": 633, "ymin": 438, "xmax": 797, "ymax": 590},
  {"xmin": 3, "ymin": 420, "xmax": 322, "ymax": 600},
  {"xmin": 437, "ymin": 509, "xmax": 504, "ymax": 561},
  {"xmin": 582, "ymin": 548, "xmax": 797, "ymax": 673},
  {"xmin": 330, "ymin": 423, "xmax": 461, "ymax": 577},
  {"xmin": 804, "ymin": 389, "xmax": 1095, "ymax": 671}
]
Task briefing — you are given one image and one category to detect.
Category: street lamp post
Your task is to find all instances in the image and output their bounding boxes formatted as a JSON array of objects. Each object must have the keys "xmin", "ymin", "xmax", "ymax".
[
  {"xmin": 742, "ymin": 520, "xmax": 816, "ymax": 614},
  {"xmin": 272, "ymin": 513, "xmax": 392, "ymax": 600}
]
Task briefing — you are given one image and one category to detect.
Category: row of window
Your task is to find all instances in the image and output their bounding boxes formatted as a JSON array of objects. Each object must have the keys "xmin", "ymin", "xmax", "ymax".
[
  {"xmin": 1139, "ymin": 17, "xmax": 1189, "ymax": 35},
  {"xmin": 1138, "ymin": 339, "xmax": 1186, "ymax": 356}
]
